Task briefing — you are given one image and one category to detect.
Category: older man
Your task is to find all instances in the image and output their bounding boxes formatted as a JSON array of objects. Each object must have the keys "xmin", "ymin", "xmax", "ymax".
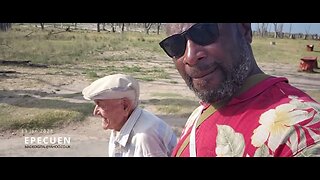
[{"xmin": 82, "ymin": 73, "xmax": 177, "ymax": 157}]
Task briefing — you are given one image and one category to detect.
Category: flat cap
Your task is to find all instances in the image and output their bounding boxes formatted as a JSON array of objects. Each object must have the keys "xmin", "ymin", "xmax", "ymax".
[{"xmin": 82, "ymin": 74, "xmax": 139, "ymax": 101}]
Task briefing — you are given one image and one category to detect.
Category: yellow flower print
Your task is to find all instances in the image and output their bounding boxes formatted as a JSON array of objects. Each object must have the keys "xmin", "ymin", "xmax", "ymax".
[{"xmin": 251, "ymin": 103, "xmax": 310, "ymax": 152}]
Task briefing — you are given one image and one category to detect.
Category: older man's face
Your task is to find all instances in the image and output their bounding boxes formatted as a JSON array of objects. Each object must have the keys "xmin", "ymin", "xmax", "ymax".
[{"xmin": 93, "ymin": 99, "xmax": 128, "ymax": 131}]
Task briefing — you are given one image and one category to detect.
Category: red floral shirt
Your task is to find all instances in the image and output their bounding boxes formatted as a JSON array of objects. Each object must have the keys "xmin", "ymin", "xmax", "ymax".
[{"xmin": 172, "ymin": 75, "xmax": 320, "ymax": 157}]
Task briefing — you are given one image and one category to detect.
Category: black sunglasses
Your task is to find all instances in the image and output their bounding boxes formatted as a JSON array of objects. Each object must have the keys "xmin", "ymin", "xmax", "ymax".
[{"xmin": 159, "ymin": 23, "xmax": 219, "ymax": 59}]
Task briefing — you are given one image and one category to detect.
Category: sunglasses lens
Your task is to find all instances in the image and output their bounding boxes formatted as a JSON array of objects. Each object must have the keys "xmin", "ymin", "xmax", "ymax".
[
  {"xmin": 160, "ymin": 35, "xmax": 186, "ymax": 58},
  {"xmin": 189, "ymin": 23, "xmax": 219, "ymax": 46},
  {"xmin": 159, "ymin": 23, "xmax": 219, "ymax": 59}
]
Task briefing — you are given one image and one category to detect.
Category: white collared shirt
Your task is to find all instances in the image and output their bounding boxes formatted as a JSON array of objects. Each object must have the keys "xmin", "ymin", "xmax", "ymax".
[{"xmin": 108, "ymin": 107, "xmax": 177, "ymax": 157}]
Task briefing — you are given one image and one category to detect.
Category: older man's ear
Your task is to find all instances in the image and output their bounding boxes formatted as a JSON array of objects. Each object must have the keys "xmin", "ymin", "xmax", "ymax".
[{"xmin": 121, "ymin": 98, "xmax": 133, "ymax": 115}]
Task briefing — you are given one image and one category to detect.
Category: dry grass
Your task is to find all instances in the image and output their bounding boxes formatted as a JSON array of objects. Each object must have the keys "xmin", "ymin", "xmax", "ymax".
[{"xmin": 1, "ymin": 24, "xmax": 320, "ymax": 132}]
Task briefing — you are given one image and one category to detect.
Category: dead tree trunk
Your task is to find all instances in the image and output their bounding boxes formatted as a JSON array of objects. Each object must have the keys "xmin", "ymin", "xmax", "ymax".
[
  {"xmin": 111, "ymin": 23, "xmax": 116, "ymax": 32},
  {"xmin": 144, "ymin": 23, "xmax": 153, "ymax": 34},
  {"xmin": 156, "ymin": 23, "xmax": 161, "ymax": 35},
  {"xmin": 40, "ymin": 23, "xmax": 44, "ymax": 30},
  {"xmin": 97, "ymin": 23, "xmax": 101, "ymax": 32},
  {"xmin": 121, "ymin": 23, "xmax": 125, "ymax": 32},
  {"xmin": 0, "ymin": 23, "xmax": 12, "ymax": 31}
]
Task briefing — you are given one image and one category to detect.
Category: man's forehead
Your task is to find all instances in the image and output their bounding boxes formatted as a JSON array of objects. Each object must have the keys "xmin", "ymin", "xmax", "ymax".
[{"xmin": 94, "ymin": 99, "xmax": 121, "ymax": 104}]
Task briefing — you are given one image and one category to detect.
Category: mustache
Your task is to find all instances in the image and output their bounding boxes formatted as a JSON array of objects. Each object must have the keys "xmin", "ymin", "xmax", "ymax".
[
  {"xmin": 186, "ymin": 61, "xmax": 220, "ymax": 79},
  {"xmin": 186, "ymin": 39, "xmax": 252, "ymax": 103}
]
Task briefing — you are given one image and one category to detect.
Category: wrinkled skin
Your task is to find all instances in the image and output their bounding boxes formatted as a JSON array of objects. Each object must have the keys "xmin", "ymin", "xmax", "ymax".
[{"xmin": 93, "ymin": 98, "xmax": 133, "ymax": 131}]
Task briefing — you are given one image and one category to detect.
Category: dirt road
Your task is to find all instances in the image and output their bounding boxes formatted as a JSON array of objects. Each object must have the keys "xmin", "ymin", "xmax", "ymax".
[
  {"xmin": 0, "ymin": 62, "xmax": 319, "ymax": 157},
  {"xmin": 0, "ymin": 68, "xmax": 192, "ymax": 157}
]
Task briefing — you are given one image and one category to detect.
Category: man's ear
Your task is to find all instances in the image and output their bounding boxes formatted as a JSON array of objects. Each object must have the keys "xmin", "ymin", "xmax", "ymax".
[
  {"xmin": 122, "ymin": 98, "xmax": 131, "ymax": 111},
  {"xmin": 240, "ymin": 23, "xmax": 252, "ymax": 43}
]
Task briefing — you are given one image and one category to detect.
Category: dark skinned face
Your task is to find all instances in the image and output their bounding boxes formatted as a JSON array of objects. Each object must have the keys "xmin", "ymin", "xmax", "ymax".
[{"xmin": 162, "ymin": 23, "xmax": 255, "ymax": 104}]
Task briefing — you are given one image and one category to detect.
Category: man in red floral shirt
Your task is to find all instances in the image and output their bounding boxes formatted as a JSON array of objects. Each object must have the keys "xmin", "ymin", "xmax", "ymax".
[{"xmin": 159, "ymin": 23, "xmax": 320, "ymax": 157}]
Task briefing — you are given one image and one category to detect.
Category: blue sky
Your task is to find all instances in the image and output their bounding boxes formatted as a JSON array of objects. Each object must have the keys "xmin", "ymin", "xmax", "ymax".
[{"xmin": 252, "ymin": 23, "xmax": 320, "ymax": 34}]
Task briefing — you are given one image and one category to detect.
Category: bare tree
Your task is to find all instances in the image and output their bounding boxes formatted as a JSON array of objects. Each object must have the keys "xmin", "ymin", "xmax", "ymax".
[
  {"xmin": 272, "ymin": 23, "xmax": 284, "ymax": 38},
  {"xmin": 256, "ymin": 23, "xmax": 269, "ymax": 37},
  {"xmin": 304, "ymin": 24, "xmax": 312, "ymax": 40},
  {"xmin": 40, "ymin": 23, "xmax": 44, "ymax": 30},
  {"xmin": 144, "ymin": 23, "xmax": 153, "ymax": 34},
  {"xmin": 111, "ymin": 23, "xmax": 116, "ymax": 32},
  {"xmin": 256, "ymin": 23, "xmax": 261, "ymax": 36},
  {"xmin": 262, "ymin": 23, "xmax": 269, "ymax": 37},
  {"xmin": 277, "ymin": 23, "xmax": 284, "ymax": 38},
  {"xmin": 101, "ymin": 23, "xmax": 105, "ymax": 31},
  {"xmin": 97, "ymin": 23, "xmax": 101, "ymax": 32},
  {"xmin": 0, "ymin": 23, "xmax": 11, "ymax": 31},
  {"xmin": 126, "ymin": 23, "xmax": 130, "ymax": 31},
  {"xmin": 156, "ymin": 23, "xmax": 161, "ymax": 34},
  {"xmin": 121, "ymin": 23, "xmax": 125, "ymax": 33},
  {"xmin": 288, "ymin": 23, "xmax": 295, "ymax": 39},
  {"xmin": 288, "ymin": 23, "xmax": 292, "ymax": 34},
  {"xmin": 273, "ymin": 23, "xmax": 278, "ymax": 38}
]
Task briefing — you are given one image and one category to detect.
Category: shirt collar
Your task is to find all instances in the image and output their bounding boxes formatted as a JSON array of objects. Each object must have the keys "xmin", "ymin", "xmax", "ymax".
[{"xmin": 114, "ymin": 107, "xmax": 142, "ymax": 147}]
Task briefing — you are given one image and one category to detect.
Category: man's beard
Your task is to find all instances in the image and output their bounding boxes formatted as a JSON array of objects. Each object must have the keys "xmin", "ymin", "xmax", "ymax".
[{"xmin": 186, "ymin": 40, "xmax": 252, "ymax": 104}]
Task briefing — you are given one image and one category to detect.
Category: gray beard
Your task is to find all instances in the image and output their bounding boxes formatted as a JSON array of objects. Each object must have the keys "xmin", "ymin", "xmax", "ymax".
[{"xmin": 187, "ymin": 40, "xmax": 252, "ymax": 104}]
